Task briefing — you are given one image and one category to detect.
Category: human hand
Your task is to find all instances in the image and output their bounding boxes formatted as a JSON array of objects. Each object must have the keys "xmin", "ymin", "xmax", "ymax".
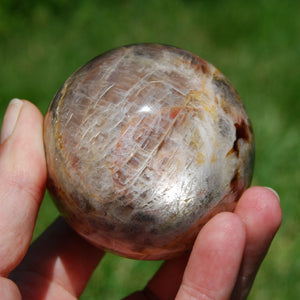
[{"xmin": 0, "ymin": 99, "xmax": 282, "ymax": 300}]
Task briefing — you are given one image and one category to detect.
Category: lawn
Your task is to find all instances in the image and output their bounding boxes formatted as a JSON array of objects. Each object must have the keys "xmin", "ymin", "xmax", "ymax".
[{"xmin": 0, "ymin": 0, "xmax": 299, "ymax": 299}]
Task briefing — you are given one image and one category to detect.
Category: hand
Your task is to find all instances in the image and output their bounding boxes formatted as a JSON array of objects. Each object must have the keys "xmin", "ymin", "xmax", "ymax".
[{"xmin": 0, "ymin": 99, "xmax": 282, "ymax": 300}]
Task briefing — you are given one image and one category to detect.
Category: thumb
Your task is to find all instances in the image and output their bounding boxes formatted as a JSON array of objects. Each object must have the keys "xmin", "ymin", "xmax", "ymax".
[{"xmin": 0, "ymin": 99, "xmax": 47, "ymax": 276}]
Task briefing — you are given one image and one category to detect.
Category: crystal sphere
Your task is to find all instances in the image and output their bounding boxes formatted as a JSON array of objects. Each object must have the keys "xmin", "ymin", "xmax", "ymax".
[{"xmin": 44, "ymin": 44, "xmax": 254, "ymax": 260}]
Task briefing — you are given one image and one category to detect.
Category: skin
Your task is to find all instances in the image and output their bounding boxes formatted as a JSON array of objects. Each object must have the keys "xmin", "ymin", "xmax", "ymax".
[{"xmin": 0, "ymin": 100, "xmax": 282, "ymax": 300}]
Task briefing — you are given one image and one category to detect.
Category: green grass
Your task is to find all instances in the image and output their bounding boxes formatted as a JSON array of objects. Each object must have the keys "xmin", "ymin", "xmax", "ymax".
[{"xmin": 0, "ymin": 0, "xmax": 299, "ymax": 299}]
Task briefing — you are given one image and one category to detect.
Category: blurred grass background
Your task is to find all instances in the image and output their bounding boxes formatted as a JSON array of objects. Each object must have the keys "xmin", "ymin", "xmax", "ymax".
[{"xmin": 0, "ymin": 0, "xmax": 299, "ymax": 298}]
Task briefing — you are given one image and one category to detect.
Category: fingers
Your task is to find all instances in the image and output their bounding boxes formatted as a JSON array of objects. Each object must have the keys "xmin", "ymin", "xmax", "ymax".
[
  {"xmin": 231, "ymin": 186, "xmax": 282, "ymax": 300},
  {"xmin": 0, "ymin": 99, "xmax": 47, "ymax": 276},
  {"xmin": 0, "ymin": 102, "xmax": 281, "ymax": 300},
  {"xmin": 176, "ymin": 212, "xmax": 246, "ymax": 300},
  {"xmin": 126, "ymin": 186, "xmax": 281, "ymax": 300},
  {"xmin": 127, "ymin": 212, "xmax": 246, "ymax": 300},
  {"xmin": 10, "ymin": 217, "xmax": 104, "ymax": 299}
]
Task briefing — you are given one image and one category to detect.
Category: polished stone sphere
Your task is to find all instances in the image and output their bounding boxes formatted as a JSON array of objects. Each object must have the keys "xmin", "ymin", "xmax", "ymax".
[{"xmin": 44, "ymin": 44, "xmax": 254, "ymax": 260}]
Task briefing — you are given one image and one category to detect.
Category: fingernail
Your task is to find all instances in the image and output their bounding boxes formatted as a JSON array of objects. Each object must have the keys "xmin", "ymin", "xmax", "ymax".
[
  {"xmin": 264, "ymin": 187, "xmax": 280, "ymax": 202},
  {"xmin": 1, "ymin": 99, "xmax": 23, "ymax": 143}
]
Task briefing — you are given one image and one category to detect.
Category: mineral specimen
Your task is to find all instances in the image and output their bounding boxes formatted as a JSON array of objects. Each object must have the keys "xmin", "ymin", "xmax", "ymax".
[{"xmin": 44, "ymin": 44, "xmax": 254, "ymax": 260}]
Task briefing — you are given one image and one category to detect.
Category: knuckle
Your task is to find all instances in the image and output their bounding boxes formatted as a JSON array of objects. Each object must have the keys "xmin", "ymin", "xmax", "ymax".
[
  {"xmin": 3, "ymin": 166, "xmax": 44, "ymax": 205},
  {"xmin": 180, "ymin": 282, "xmax": 216, "ymax": 300}
]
